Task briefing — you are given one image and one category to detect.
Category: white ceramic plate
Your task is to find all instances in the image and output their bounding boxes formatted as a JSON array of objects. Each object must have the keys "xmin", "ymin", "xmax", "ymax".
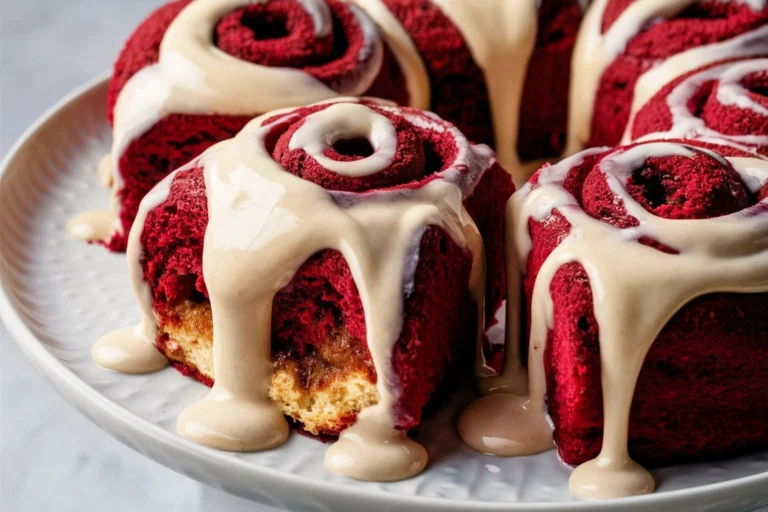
[{"xmin": 2, "ymin": 76, "xmax": 768, "ymax": 512}]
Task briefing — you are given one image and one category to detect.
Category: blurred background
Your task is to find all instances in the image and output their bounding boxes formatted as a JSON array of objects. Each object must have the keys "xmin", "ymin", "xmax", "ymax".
[{"xmin": 0, "ymin": 2, "xmax": 269, "ymax": 510}]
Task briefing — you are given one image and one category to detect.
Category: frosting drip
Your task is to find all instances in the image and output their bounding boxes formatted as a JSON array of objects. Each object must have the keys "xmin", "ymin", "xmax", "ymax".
[
  {"xmin": 97, "ymin": 99, "xmax": 490, "ymax": 481},
  {"xmin": 92, "ymin": 326, "xmax": 168, "ymax": 374},
  {"xmin": 433, "ymin": 0, "xmax": 539, "ymax": 184},
  {"xmin": 623, "ymin": 27, "xmax": 768, "ymax": 143},
  {"xmin": 66, "ymin": 210, "xmax": 119, "ymax": 244},
  {"xmin": 97, "ymin": 154, "xmax": 113, "ymax": 188},
  {"xmin": 65, "ymin": 158, "xmax": 120, "ymax": 243},
  {"xmin": 90, "ymin": 165, "xmax": 182, "ymax": 374},
  {"xmin": 459, "ymin": 142, "xmax": 768, "ymax": 499}
]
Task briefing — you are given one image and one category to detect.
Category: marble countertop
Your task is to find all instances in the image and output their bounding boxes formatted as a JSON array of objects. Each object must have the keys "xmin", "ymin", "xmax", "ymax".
[{"xmin": 0, "ymin": 2, "xmax": 272, "ymax": 510}]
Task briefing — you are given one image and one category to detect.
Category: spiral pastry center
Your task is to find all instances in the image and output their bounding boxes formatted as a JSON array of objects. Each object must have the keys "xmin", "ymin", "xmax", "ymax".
[
  {"xmin": 587, "ymin": 144, "xmax": 750, "ymax": 222},
  {"xmin": 289, "ymin": 103, "xmax": 397, "ymax": 177}
]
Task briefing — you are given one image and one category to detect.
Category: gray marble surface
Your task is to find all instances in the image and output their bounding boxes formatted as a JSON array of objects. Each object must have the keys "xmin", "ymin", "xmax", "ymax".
[{"xmin": 0, "ymin": 2, "xmax": 273, "ymax": 511}]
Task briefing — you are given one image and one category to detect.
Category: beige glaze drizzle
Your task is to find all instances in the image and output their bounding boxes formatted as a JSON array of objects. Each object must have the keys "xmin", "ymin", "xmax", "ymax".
[
  {"xmin": 623, "ymin": 27, "xmax": 768, "ymax": 144},
  {"xmin": 434, "ymin": 0, "xmax": 539, "ymax": 185},
  {"xmin": 460, "ymin": 143, "xmax": 768, "ymax": 499},
  {"xmin": 717, "ymin": 60, "xmax": 768, "ymax": 115},
  {"xmin": 74, "ymin": 0, "xmax": 559, "ymax": 242},
  {"xmin": 92, "ymin": 165, "xmax": 185, "ymax": 374},
  {"xmin": 97, "ymin": 154, "xmax": 113, "ymax": 188},
  {"xmin": 103, "ymin": 99, "xmax": 489, "ymax": 480},
  {"xmin": 566, "ymin": 0, "xmax": 768, "ymax": 156},
  {"xmin": 628, "ymin": 58, "xmax": 768, "ymax": 150},
  {"xmin": 65, "ymin": 157, "xmax": 120, "ymax": 243},
  {"xmin": 458, "ymin": 152, "xmax": 604, "ymax": 459},
  {"xmin": 92, "ymin": 326, "xmax": 168, "ymax": 374}
]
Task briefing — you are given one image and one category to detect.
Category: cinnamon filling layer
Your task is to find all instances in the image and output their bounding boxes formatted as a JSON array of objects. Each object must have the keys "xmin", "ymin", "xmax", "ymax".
[{"xmin": 156, "ymin": 300, "xmax": 379, "ymax": 435}]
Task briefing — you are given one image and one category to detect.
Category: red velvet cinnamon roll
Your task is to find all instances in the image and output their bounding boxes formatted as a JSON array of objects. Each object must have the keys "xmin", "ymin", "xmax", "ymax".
[
  {"xmin": 67, "ymin": 0, "xmax": 584, "ymax": 251},
  {"xmin": 460, "ymin": 138, "xmax": 768, "ymax": 499},
  {"xmin": 626, "ymin": 58, "xmax": 768, "ymax": 155},
  {"xmin": 533, "ymin": 139, "xmax": 768, "ymax": 469},
  {"xmin": 566, "ymin": 0, "xmax": 768, "ymax": 154},
  {"xmin": 108, "ymin": 99, "xmax": 514, "ymax": 481}
]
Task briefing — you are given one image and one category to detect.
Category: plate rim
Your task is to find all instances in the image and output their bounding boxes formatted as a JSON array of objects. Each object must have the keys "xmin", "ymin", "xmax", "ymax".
[{"xmin": 1, "ymin": 74, "xmax": 767, "ymax": 511}]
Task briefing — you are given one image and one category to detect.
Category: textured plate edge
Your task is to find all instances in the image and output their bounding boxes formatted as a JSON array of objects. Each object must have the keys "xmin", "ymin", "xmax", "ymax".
[{"xmin": 0, "ymin": 74, "xmax": 767, "ymax": 512}]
